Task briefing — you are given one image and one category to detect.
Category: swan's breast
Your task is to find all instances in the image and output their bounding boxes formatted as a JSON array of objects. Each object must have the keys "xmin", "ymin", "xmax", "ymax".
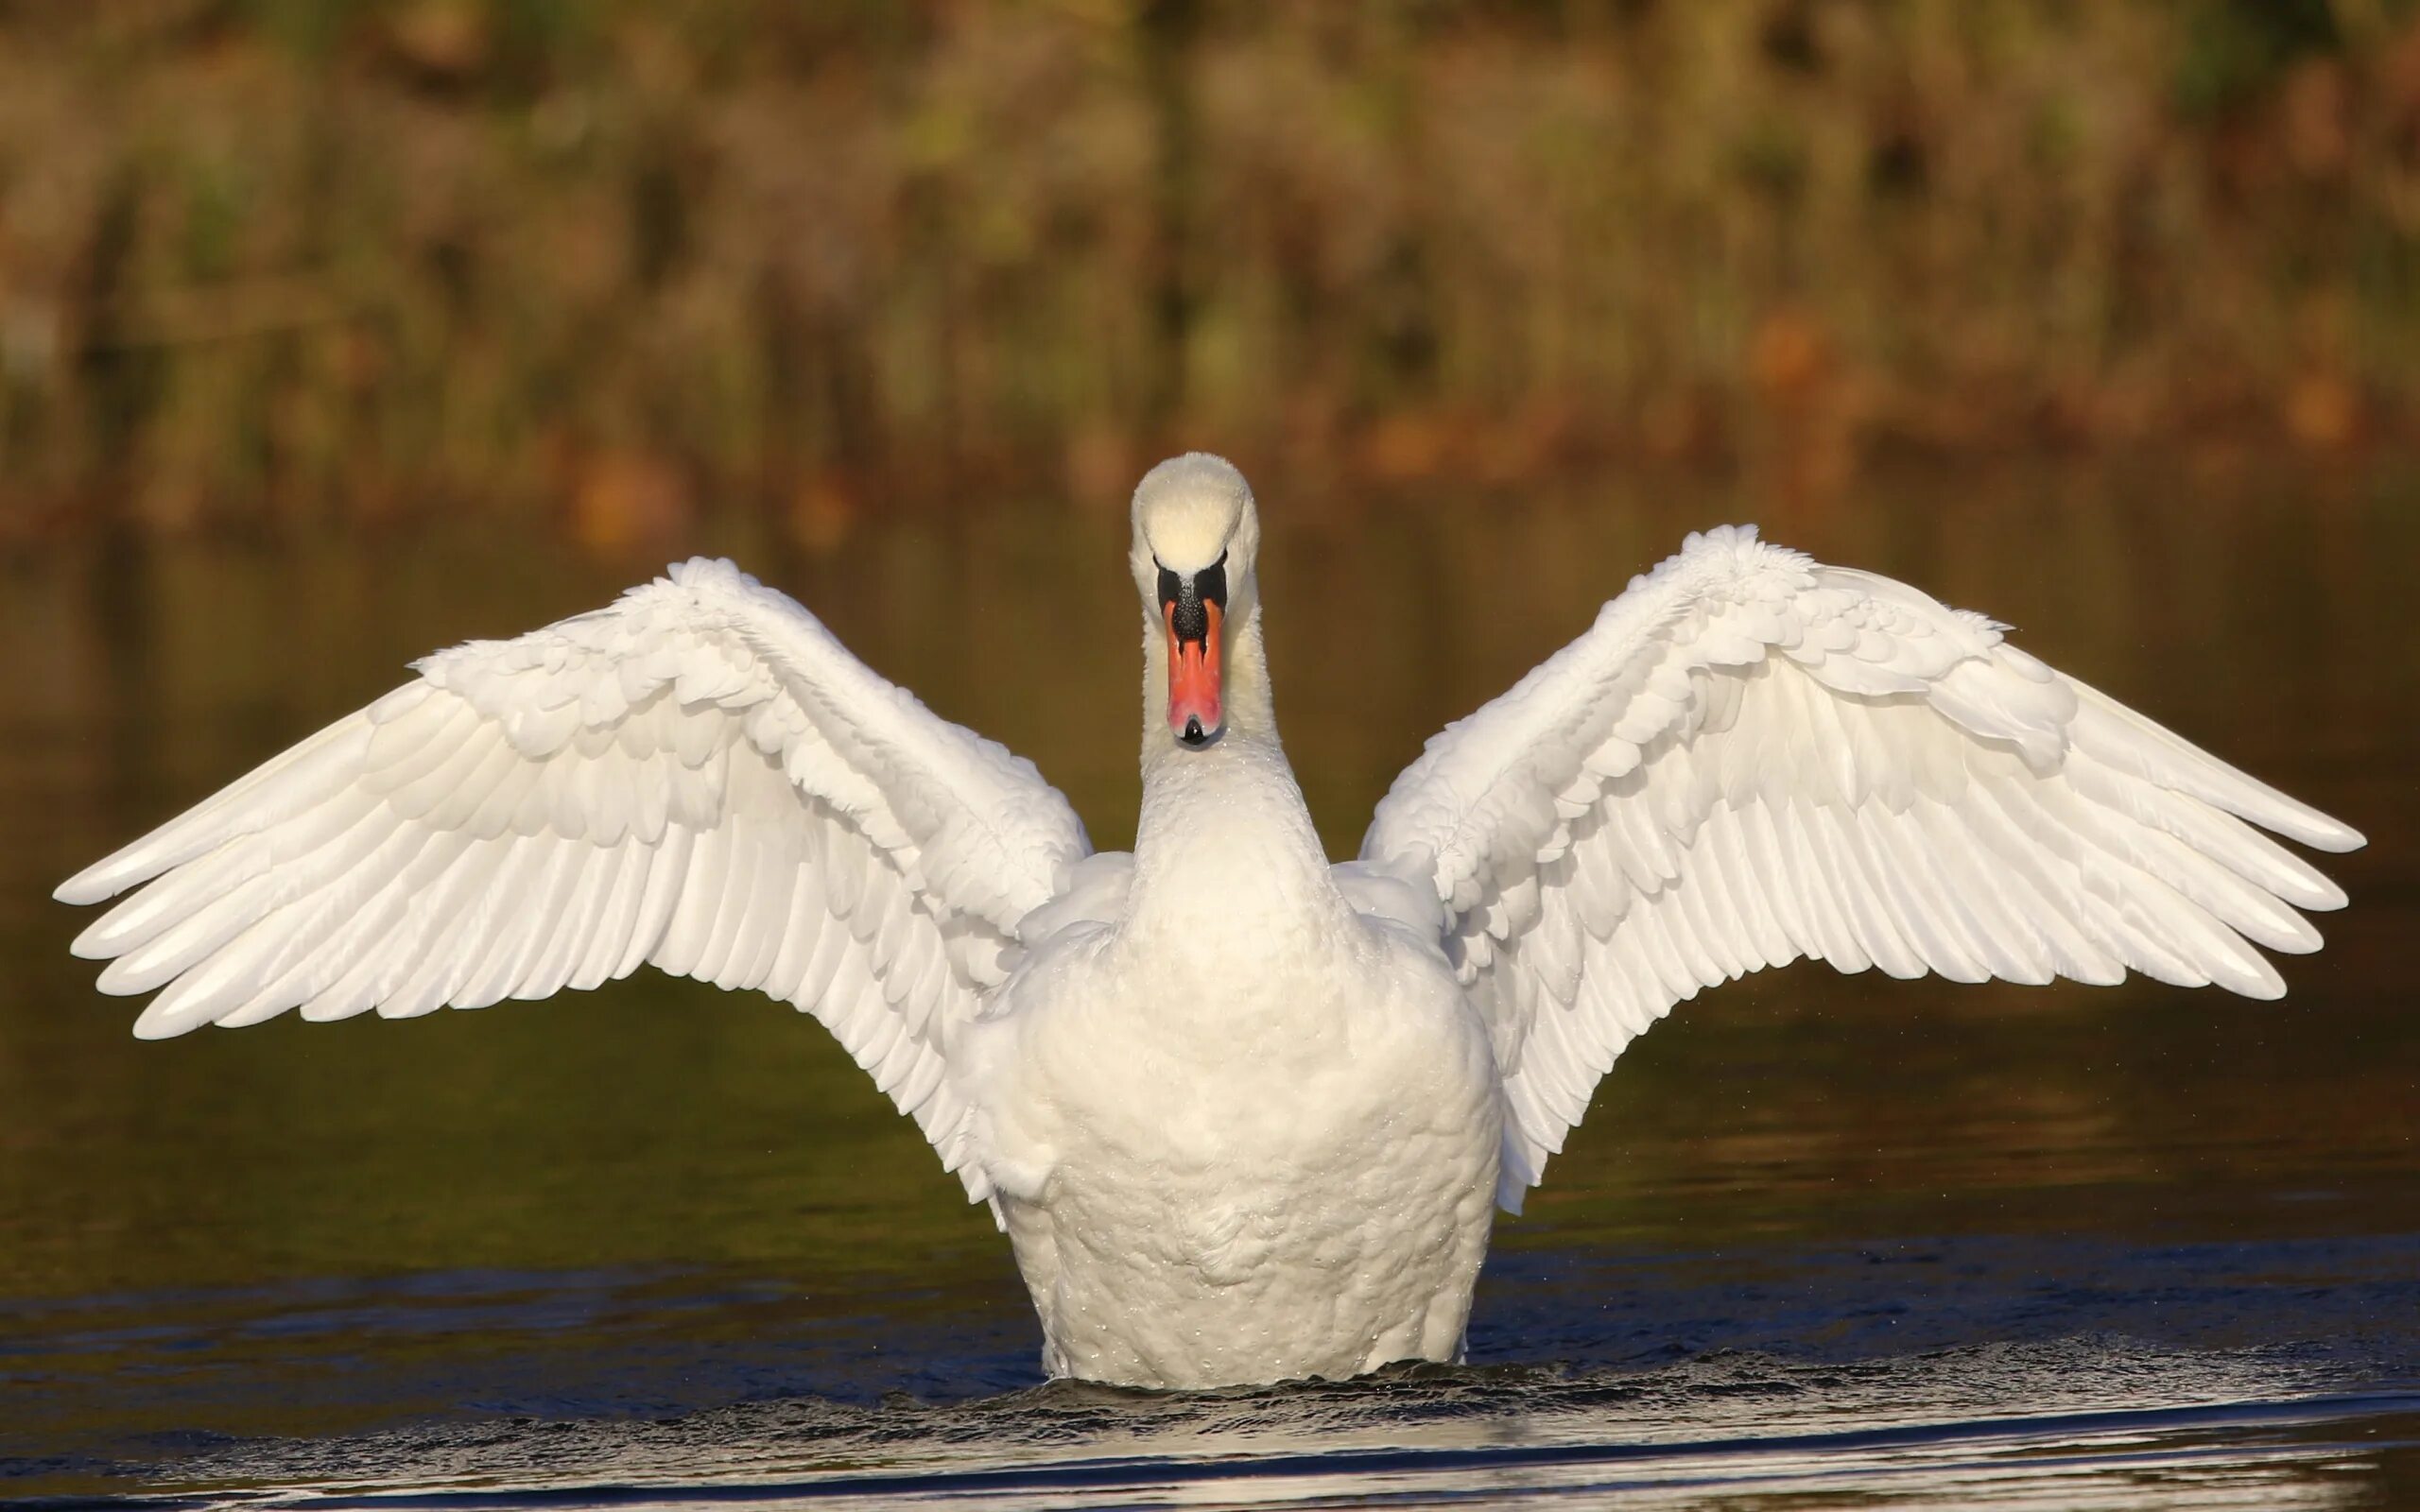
[
  {"xmin": 984, "ymin": 913, "xmax": 1495, "ymax": 1188},
  {"xmin": 965, "ymin": 914, "xmax": 1501, "ymax": 1384}
]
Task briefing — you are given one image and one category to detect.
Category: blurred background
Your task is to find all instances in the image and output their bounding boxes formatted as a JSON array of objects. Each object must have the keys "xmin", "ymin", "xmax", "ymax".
[
  {"xmin": 2, "ymin": 3, "xmax": 2416, "ymax": 1501},
  {"xmin": 0, "ymin": 0, "xmax": 2414, "ymax": 543}
]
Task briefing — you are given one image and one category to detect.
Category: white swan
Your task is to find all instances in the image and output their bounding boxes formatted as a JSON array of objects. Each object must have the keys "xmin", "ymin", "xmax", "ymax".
[{"xmin": 58, "ymin": 454, "xmax": 2362, "ymax": 1389}]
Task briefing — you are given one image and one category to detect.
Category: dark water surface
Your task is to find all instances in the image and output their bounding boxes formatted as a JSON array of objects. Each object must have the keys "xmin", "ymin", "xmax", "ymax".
[{"xmin": 2, "ymin": 461, "xmax": 2413, "ymax": 1507}]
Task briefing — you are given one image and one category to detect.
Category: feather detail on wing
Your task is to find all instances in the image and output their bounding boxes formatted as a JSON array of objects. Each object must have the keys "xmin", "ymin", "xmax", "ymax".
[
  {"xmin": 57, "ymin": 558, "xmax": 1091, "ymax": 1199},
  {"xmin": 1359, "ymin": 525, "xmax": 2364, "ymax": 1212}
]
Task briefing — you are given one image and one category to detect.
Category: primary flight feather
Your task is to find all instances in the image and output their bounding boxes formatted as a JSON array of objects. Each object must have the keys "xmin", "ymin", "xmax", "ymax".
[{"xmin": 60, "ymin": 455, "xmax": 2362, "ymax": 1388}]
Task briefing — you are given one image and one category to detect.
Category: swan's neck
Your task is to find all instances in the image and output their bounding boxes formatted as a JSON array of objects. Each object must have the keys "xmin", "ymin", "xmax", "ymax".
[{"xmin": 1128, "ymin": 606, "xmax": 1343, "ymax": 947}]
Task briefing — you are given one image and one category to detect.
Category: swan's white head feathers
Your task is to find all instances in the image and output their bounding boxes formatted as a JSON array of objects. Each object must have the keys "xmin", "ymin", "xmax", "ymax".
[{"xmin": 1131, "ymin": 453, "xmax": 1257, "ymax": 579}]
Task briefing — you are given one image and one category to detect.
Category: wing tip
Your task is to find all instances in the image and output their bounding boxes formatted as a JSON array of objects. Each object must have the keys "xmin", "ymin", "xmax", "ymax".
[
  {"xmin": 2238, "ymin": 971, "xmax": 2290, "ymax": 1004},
  {"xmin": 2298, "ymin": 816, "xmax": 2367, "ymax": 854},
  {"xmin": 130, "ymin": 1004, "xmax": 199, "ymax": 1040},
  {"xmin": 2244, "ymin": 784, "xmax": 2364, "ymax": 854},
  {"xmin": 55, "ymin": 866, "xmax": 124, "ymax": 908},
  {"xmin": 68, "ymin": 911, "xmax": 135, "ymax": 960}
]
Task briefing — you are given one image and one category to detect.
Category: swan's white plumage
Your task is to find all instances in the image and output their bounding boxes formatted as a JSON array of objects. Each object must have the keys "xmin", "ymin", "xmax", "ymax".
[
  {"xmin": 59, "ymin": 470, "xmax": 2362, "ymax": 1390},
  {"xmin": 57, "ymin": 557, "xmax": 1090, "ymax": 1198},
  {"xmin": 1359, "ymin": 525, "xmax": 2361, "ymax": 1208}
]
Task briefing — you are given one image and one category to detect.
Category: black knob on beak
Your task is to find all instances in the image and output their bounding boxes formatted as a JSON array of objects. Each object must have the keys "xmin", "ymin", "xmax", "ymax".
[{"xmin": 1156, "ymin": 554, "xmax": 1230, "ymax": 651}]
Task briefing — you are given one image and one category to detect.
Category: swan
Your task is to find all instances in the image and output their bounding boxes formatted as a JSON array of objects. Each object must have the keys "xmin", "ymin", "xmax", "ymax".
[{"xmin": 57, "ymin": 453, "xmax": 2363, "ymax": 1389}]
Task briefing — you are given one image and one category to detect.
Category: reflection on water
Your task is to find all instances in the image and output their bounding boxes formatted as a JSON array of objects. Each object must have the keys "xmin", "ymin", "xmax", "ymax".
[
  {"xmin": 10, "ymin": 1232, "xmax": 2420, "ymax": 1505},
  {"xmin": 1, "ymin": 457, "xmax": 2413, "ymax": 1506},
  {"xmin": 80, "ymin": 1344, "xmax": 2420, "ymax": 1509}
]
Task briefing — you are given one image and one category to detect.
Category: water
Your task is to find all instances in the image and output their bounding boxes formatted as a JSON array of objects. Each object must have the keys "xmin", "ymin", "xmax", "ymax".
[{"xmin": 2, "ymin": 458, "xmax": 2414, "ymax": 1506}]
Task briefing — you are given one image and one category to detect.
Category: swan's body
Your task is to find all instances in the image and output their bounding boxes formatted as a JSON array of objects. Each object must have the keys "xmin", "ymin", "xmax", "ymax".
[
  {"xmin": 59, "ymin": 455, "xmax": 2363, "ymax": 1389},
  {"xmin": 977, "ymin": 848, "xmax": 1496, "ymax": 1383}
]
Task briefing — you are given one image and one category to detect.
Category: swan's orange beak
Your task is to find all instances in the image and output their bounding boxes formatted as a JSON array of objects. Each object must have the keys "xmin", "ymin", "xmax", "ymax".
[{"xmin": 1166, "ymin": 598, "xmax": 1222, "ymax": 746}]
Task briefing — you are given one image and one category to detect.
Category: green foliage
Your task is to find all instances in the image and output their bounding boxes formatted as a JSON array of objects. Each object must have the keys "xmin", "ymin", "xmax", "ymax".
[{"xmin": 2173, "ymin": 0, "xmax": 2341, "ymax": 116}]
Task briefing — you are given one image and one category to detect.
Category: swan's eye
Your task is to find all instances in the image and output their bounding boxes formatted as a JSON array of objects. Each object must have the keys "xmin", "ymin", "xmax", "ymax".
[
  {"xmin": 1197, "ymin": 554, "xmax": 1228, "ymax": 610},
  {"xmin": 1157, "ymin": 564, "xmax": 1182, "ymax": 609}
]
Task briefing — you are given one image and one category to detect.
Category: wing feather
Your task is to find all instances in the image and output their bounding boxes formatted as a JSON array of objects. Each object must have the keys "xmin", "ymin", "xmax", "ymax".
[
  {"xmin": 1363, "ymin": 525, "xmax": 2362, "ymax": 1210},
  {"xmin": 59, "ymin": 558, "xmax": 1090, "ymax": 1198}
]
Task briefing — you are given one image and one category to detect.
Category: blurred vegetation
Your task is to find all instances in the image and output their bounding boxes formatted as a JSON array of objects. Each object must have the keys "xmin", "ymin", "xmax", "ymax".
[{"xmin": 0, "ymin": 0, "xmax": 2415, "ymax": 542}]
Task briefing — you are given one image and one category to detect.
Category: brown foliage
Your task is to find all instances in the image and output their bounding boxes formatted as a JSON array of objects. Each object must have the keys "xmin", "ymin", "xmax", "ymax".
[{"xmin": 0, "ymin": 1, "xmax": 2414, "ymax": 536}]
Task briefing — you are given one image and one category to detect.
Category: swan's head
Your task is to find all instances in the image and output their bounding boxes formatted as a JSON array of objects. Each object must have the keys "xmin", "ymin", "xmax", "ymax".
[{"xmin": 1131, "ymin": 453, "xmax": 1260, "ymax": 748}]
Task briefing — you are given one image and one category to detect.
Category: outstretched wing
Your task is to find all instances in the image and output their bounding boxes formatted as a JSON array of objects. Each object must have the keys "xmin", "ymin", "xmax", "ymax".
[
  {"xmin": 58, "ymin": 558, "xmax": 1091, "ymax": 1196},
  {"xmin": 1360, "ymin": 526, "xmax": 2363, "ymax": 1211}
]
